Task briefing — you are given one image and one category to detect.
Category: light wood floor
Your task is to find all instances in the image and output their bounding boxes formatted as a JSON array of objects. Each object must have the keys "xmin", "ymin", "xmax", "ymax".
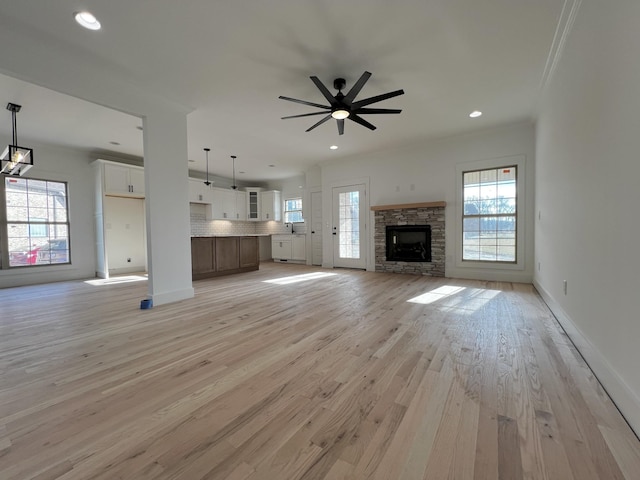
[{"xmin": 1, "ymin": 263, "xmax": 639, "ymax": 479}]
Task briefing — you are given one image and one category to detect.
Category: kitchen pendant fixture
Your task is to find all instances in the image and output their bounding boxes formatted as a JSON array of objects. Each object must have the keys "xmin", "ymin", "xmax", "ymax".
[
  {"xmin": 1, "ymin": 103, "xmax": 34, "ymax": 176},
  {"xmin": 203, "ymin": 148, "xmax": 211, "ymax": 186},
  {"xmin": 230, "ymin": 155, "xmax": 237, "ymax": 190}
]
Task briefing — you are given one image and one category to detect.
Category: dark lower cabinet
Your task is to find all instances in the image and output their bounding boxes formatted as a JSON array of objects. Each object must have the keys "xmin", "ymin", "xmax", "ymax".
[
  {"xmin": 191, "ymin": 236, "xmax": 259, "ymax": 280},
  {"xmin": 239, "ymin": 236, "xmax": 259, "ymax": 268}
]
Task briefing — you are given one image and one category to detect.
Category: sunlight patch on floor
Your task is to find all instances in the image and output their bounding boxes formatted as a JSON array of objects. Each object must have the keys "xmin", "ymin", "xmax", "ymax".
[
  {"xmin": 85, "ymin": 275, "xmax": 148, "ymax": 286},
  {"xmin": 263, "ymin": 271, "xmax": 338, "ymax": 285},
  {"xmin": 407, "ymin": 285, "xmax": 467, "ymax": 304},
  {"xmin": 408, "ymin": 285, "xmax": 502, "ymax": 312}
]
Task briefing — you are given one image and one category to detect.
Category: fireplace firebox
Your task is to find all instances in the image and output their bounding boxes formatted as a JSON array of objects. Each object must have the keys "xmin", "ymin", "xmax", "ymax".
[{"xmin": 386, "ymin": 225, "xmax": 431, "ymax": 262}]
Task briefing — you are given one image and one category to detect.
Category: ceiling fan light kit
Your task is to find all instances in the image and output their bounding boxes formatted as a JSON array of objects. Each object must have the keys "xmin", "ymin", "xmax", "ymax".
[{"xmin": 279, "ymin": 71, "xmax": 404, "ymax": 135}]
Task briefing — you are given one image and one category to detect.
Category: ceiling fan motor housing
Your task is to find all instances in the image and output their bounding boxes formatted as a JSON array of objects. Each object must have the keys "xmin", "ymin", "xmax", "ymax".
[{"xmin": 279, "ymin": 71, "xmax": 404, "ymax": 135}]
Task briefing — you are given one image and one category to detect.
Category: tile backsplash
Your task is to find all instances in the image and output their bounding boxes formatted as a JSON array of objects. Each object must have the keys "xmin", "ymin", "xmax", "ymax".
[{"xmin": 190, "ymin": 203, "xmax": 306, "ymax": 236}]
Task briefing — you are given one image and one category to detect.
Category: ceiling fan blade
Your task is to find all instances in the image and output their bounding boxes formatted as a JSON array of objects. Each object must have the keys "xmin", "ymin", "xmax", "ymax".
[
  {"xmin": 310, "ymin": 76, "xmax": 338, "ymax": 106},
  {"xmin": 282, "ymin": 111, "xmax": 332, "ymax": 120},
  {"xmin": 353, "ymin": 107, "xmax": 402, "ymax": 115},
  {"xmin": 343, "ymin": 71, "xmax": 372, "ymax": 105},
  {"xmin": 279, "ymin": 95, "xmax": 331, "ymax": 110},
  {"xmin": 305, "ymin": 114, "xmax": 332, "ymax": 132},
  {"xmin": 348, "ymin": 113, "xmax": 377, "ymax": 131},
  {"xmin": 337, "ymin": 118, "xmax": 345, "ymax": 135},
  {"xmin": 351, "ymin": 89, "xmax": 405, "ymax": 109}
]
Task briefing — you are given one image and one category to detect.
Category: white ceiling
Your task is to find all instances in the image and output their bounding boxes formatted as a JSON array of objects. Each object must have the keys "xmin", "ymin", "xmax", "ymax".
[{"xmin": 0, "ymin": 1, "xmax": 564, "ymax": 182}]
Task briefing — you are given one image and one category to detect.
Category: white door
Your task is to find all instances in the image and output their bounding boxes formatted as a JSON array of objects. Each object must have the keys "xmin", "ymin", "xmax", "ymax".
[
  {"xmin": 332, "ymin": 184, "xmax": 366, "ymax": 269},
  {"xmin": 311, "ymin": 191, "xmax": 323, "ymax": 265}
]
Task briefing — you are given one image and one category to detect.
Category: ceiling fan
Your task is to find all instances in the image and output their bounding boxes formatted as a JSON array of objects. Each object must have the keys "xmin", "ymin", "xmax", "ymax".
[{"xmin": 279, "ymin": 71, "xmax": 404, "ymax": 135}]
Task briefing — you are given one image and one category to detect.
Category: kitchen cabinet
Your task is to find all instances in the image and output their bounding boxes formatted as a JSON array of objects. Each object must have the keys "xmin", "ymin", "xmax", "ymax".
[
  {"xmin": 103, "ymin": 162, "xmax": 145, "ymax": 197},
  {"xmin": 188, "ymin": 179, "xmax": 212, "ymax": 204},
  {"xmin": 191, "ymin": 237, "xmax": 214, "ymax": 274},
  {"xmin": 93, "ymin": 159, "xmax": 147, "ymax": 278},
  {"xmin": 272, "ymin": 235, "xmax": 292, "ymax": 260},
  {"xmin": 211, "ymin": 188, "xmax": 247, "ymax": 220},
  {"xmin": 239, "ymin": 236, "xmax": 259, "ymax": 268},
  {"xmin": 235, "ymin": 191, "xmax": 247, "ymax": 220},
  {"xmin": 215, "ymin": 236, "xmax": 239, "ymax": 271},
  {"xmin": 292, "ymin": 234, "xmax": 306, "ymax": 261},
  {"xmin": 261, "ymin": 190, "xmax": 282, "ymax": 221},
  {"xmin": 272, "ymin": 234, "xmax": 305, "ymax": 262},
  {"xmin": 246, "ymin": 188, "xmax": 262, "ymax": 221},
  {"xmin": 191, "ymin": 236, "xmax": 259, "ymax": 280}
]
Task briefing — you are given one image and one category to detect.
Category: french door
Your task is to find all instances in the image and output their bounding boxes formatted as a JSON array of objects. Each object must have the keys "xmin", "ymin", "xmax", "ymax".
[{"xmin": 332, "ymin": 184, "xmax": 366, "ymax": 269}]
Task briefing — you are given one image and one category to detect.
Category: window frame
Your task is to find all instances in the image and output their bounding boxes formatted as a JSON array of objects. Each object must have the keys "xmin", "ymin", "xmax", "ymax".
[
  {"xmin": 283, "ymin": 196, "xmax": 304, "ymax": 223},
  {"xmin": 462, "ymin": 165, "xmax": 517, "ymax": 263},
  {"xmin": 455, "ymin": 155, "xmax": 526, "ymax": 271},
  {"xmin": 1, "ymin": 176, "xmax": 71, "ymax": 269}
]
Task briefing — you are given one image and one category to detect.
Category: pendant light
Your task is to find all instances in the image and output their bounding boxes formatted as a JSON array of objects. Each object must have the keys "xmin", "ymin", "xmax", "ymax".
[
  {"xmin": 230, "ymin": 155, "xmax": 237, "ymax": 190},
  {"xmin": 1, "ymin": 103, "xmax": 34, "ymax": 176},
  {"xmin": 203, "ymin": 148, "xmax": 211, "ymax": 186}
]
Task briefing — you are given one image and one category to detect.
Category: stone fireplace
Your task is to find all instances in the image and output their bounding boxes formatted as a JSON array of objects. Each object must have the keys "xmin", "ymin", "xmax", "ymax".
[{"xmin": 373, "ymin": 202, "xmax": 445, "ymax": 276}]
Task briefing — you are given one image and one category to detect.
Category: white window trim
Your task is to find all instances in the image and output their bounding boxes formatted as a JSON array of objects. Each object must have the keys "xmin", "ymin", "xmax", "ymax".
[
  {"xmin": 455, "ymin": 155, "xmax": 526, "ymax": 271},
  {"xmin": 284, "ymin": 196, "xmax": 304, "ymax": 223}
]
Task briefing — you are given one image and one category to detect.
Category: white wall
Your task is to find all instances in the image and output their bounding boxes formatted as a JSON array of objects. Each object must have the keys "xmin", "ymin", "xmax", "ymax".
[
  {"xmin": 0, "ymin": 142, "xmax": 97, "ymax": 288},
  {"xmin": 320, "ymin": 122, "xmax": 535, "ymax": 282},
  {"xmin": 535, "ymin": 0, "xmax": 640, "ymax": 434}
]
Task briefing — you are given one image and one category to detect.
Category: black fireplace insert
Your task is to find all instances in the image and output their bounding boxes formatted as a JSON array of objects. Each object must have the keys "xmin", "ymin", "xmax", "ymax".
[{"xmin": 386, "ymin": 225, "xmax": 431, "ymax": 262}]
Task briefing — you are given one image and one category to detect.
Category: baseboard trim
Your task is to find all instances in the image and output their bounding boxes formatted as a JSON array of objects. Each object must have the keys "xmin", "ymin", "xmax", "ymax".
[{"xmin": 533, "ymin": 279, "xmax": 640, "ymax": 437}]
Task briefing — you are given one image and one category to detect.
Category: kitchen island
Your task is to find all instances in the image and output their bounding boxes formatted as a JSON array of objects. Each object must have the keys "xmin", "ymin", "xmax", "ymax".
[{"xmin": 191, "ymin": 236, "xmax": 259, "ymax": 280}]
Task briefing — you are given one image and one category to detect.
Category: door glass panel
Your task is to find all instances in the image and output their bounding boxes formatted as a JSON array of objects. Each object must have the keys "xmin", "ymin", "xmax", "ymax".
[{"xmin": 338, "ymin": 190, "xmax": 360, "ymax": 259}]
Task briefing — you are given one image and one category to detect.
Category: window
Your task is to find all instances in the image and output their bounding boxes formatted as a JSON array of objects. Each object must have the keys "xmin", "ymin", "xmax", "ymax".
[
  {"xmin": 462, "ymin": 166, "xmax": 516, "ymax": 262},
  {"xmin": 284, "ymin": 197, "xmax": 303, "ymax": 223},
  {"xmin": 2, "ymin": 177, "xmax": 70, "ymax": 267}
]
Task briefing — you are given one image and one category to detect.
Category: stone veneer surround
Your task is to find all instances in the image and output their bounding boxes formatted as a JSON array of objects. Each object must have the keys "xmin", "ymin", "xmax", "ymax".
[{"xmin": 373, "ymin": 203, "xmax": 445, "ymax": 276}]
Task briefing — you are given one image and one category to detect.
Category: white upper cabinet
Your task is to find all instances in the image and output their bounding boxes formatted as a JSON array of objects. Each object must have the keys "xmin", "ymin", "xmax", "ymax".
[
  {"xmin": 246, "ymin": 188, "xmax": 262, "ymax": 221},
  {"xmin": 211, "ymin": 188, "xmax": 247, "ymax": 220},
  {"xmin": 235, "ymin": 191, "xmax": 247, "ymax": 220},
  {"xmin": 261, "ymin": 190, "xmax": 281, "ymax": 221},
  {"xmin": 188, "ymin": 179, "xmax": 213, "ymax": 204},
  {"xmin": 103, "ymin": 162, "xmax": 145, "ymax": 197}
]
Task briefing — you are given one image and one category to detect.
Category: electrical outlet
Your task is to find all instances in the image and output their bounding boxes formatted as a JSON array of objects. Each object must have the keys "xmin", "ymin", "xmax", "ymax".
[{"xmin": 563, "ymin": 280, "xmax": 567, "ymax": 295}]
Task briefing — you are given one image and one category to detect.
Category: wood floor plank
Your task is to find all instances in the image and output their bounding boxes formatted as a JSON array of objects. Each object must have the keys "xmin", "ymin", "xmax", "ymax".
[{"xmin": 0, "ymin": 263, "xmax": 639, "ymax": 479}]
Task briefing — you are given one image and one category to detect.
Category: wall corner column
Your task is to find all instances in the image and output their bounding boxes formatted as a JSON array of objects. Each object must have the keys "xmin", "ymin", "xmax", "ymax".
[{"xmin": 142, "ymin": 108, "xmax": 194, "ymax": 305}]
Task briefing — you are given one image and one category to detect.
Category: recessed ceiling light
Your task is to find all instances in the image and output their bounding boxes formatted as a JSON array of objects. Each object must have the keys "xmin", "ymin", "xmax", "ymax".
[
  {"xmin": 74, "ymin": 11, "xmax": 101, "ymax": 30},
  {"xmin": 188, "ymin": 159, "xmax": 196, "ymax": 163},
  {"xmin": 239, "ymin": 171, "xmax": 245, "ymax": 174},
  {"xmin": 136, "ymin": 126, "xmax": 143, "ymax": 131},
  {"xmin": 268, "ymin": 164, "xmax": 275, "ymax": 167},
  {"xmin": 469, "ymin": 110, "xmax": 483, "ymax": 118},
  {"xmin": 109, "ymin": 141, "xmax": 120, "ymax": 146},
  {"xmin": 330, "ymin": 145, "xmax": 338, "ymax": 150}
]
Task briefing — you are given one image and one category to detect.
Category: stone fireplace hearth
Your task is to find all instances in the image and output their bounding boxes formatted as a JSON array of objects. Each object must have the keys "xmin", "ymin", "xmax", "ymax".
[{"xmin": 373, "ymin": 202, "xmax": 445, "ymax": 276}]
